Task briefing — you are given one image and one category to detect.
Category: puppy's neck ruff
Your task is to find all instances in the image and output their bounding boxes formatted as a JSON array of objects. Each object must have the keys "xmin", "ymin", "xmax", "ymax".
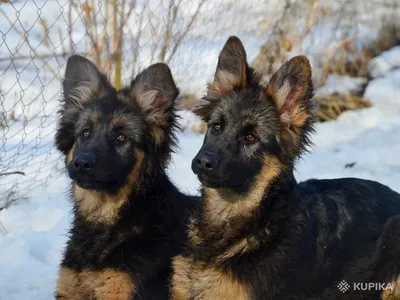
[
  {"xmin": 187, "ymin": 155, "xmax": 296, "ymax": 261},
  {"xmin": 202, "ymin": 155, "xmax": 281, "ymax": 223}
]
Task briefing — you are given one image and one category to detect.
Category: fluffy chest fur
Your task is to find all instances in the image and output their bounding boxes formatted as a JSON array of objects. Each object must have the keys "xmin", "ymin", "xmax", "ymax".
[
  {"xmin": 171, "ymin": 255, "xmax": 251, "ymax": 300},
  {"xmin": 57, "ymin": 181, "xmax": 197, "ymax": 300}
]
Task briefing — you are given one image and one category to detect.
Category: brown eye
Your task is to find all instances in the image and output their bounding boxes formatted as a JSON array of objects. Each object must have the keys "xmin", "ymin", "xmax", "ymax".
[
  {"xmin": 116, "ymin": 133, "xmax": 127, "ymax": 143},
  {"xmin": 246, "ymin": 133, "xmax": 256, "ymax": 142},
  {"xmin": 82, "ymin": 129, "xmax": 90, "ymax": 139},
  {"xmin": 213, "ymin": 123, "xmax": 221, "ymax": 131}
]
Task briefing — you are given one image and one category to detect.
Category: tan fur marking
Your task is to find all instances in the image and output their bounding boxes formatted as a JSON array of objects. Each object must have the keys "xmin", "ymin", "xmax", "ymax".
[
  {"xmin": 292, "ymin": 56, "xmax": 312, "ymax": 78},
  {"xmin": 202, "ymin": 155, "xmax": 281, "ymax": 225},
  {"xmin": 271, "ymin": 79, "xmax": 291, "ymax": 111},
  {"xmin": 131, "ymin": 88, "xmax": 159, "ymax": 110},
  {"xmin": 116, "ymin": 90, "xmax": 127, "ymax": 103},
  {"xmin": 80, "ymin": 269, "xmax": 136, "ymax": 300},
  {"xmin": 89, "ymin": 111, "xmax": 99, "ymax": 125},
  {"xmin": 109, "ymin": 114, "xmax": 123, "ymax": 129},
  {"xmin": 208, "ymin": 71, "xmax": 242, "ymax": 96},
  {"xmin": 240, "ymin": 59, "xmax": 247, "ymax": 87},
  {"xmin": 56, "ymin": 267, "xmax": 90, "ymax": 299},
  {"xmin": 109, "ymin": 111, "xmax": 143, "ymax": 135},
  {"xmin": 73, "ymin": 149, "xmax": 145, "ymax": 225},
  {"xmin": 66, "ymin": 145, "xmax": 75, "ymax": 165},
  {"xmin": 186, "ymin": 216, "xmax": 202, "ymax": 246},
  {"xmin": 150, "ymin": 126, "xmax": 165, "ymax": 146},
  {"xmin": 171, "ymin": 256, "xmax": 251, "ymax": 300},
  {"xmin": 219, "ymin": 235, "xmax": 260, "ymax": 261},
  {"xmin": 131, "ymin": 87, "xmax": 170, "ymax": 124},
  {"xmin": 56, "ymin": 267, "xmax": 135, "ymax": 299},
  {"xmin": 279, "ymin": 107, "xmax": 309, "ymax": 154},
  {"xmin": 291, "ymin": 107, "xmax": 309, "ymax": 128},
  {"xmin": 381, "ymin": 275, "xmax": 400, "ymax": 300},
  {"xmin": 171, "ymin": 255, "xmax": 193, "ymax": 300}
]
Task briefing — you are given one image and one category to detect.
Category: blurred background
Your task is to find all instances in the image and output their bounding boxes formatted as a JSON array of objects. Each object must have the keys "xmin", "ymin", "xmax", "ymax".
[{"xmin": 0, "ymin": 0, "xmax": 400, "ymax": 297}]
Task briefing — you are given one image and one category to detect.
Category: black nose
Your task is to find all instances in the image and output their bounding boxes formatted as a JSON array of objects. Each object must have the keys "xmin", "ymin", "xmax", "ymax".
[
  {"xmin": 194, "ymin": 152, "xmax": 219, "ymax": 172},
  {"xmin": 72, "ymin": 154, "xmax": 95, "ymax": 171}
]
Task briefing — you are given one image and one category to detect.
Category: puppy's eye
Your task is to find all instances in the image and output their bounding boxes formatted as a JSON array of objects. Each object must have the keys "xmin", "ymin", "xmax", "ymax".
[
  {"xmin": 82, "ymin": 129, "xmax": 90, "ymax": 139},
  {"xmin": 245, "ymin": 133, "xmax": 257, "ymax": 142},
  {"xmin": 213, "ymin": 123, "xmax": 221, "ymax": 131},
  {"xmin": 116, "ymin": 133, "xmax": 127, "ymax": 143}
]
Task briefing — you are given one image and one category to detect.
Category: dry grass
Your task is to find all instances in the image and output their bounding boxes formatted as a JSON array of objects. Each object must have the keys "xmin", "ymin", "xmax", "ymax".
[
  {"xmin": 313, "ymin": 93, "xmax": 372, "ymax": 122},
  {"xmin": 321, "ymin": 20, "xmax": 400, "ymax": 83},
  {"xmin": 314, "ymin": 20, "xmax": 399, "ymax": 121},
  {"xmin": 381, "ymin": 274, "xmax": 400, "ymax": 299},
  {"xmin": 178, "ymin": 93, "xmax": 200, "ymax": 111},
  {"xmin": 190, "ymin": 122, "xmax": 207, "ymax": 134},
  {"xmin": 365, "ymin": 20, "xmax": 400, "ymax": 59},
  {"xmin": 177, "ymin": 94, "xmax": 207, "ymax": 134}
]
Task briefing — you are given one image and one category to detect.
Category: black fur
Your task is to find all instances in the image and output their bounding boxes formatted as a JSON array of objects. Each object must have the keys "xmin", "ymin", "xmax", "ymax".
[
  {"xmin": 55, "ymin": 55, "xmax": 198, "ymax": 299},
  {"xmin": 180, "ymin": 36, "xmax": 400, "ymax": 299}
]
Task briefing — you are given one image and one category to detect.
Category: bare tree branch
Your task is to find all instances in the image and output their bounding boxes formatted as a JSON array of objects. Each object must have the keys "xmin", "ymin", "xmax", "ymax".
[
  {"xmin": 130, "ymin": 5, "xmax": 145, "ymax": 77},
  {"xmin": 119, "ymin": 0, "xmax": 137, "ymax": 32},
  {"xmin": 80, "ymin": 1, "xmax": 102, "ymax": 67},
  {"xmin": 91, "ymin": 0, "xmax": 99, "ymax": 51},
  {"xmin": 0, "ymin": 171, "xmax": 25, "ymax": 176},
  {"xmin": 166, "ymin": 0, "xmax": 206, "ymax": 64},
  {"xmin": 68, "ymin": 0, "xmax": 74, "ymax": 54},
  {"xmin": 0, "ymin": 51, "xmax": 85, "ymax": 62},
  {"xmin": 149, "ymin": 9, "xmax": 161, "ymax": 64},
  {"xmin": 101, "ymin": 0, "xmax": 111, "ymax": 71},
  {"xmin": 158, "ymin": 0, "xmax": 175, "ymax": 62}
]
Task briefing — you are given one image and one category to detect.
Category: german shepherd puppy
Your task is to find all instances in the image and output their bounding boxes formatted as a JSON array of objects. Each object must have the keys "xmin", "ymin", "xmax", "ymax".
[
  {"xmin": 55, "ymin": 55, "xmax": 197, "ymax": 299},
  {"xmin": 171, "ymin": 37, "xmax": 400, "ymax": 300}
]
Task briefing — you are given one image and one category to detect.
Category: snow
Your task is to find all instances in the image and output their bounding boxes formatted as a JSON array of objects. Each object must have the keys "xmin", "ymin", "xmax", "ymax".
[
  {"xmin": 316, "ymin": 75, "xmax": 367, "ymax": 96},
  {"xmin": 368, "ymin": 46, "xmax": 400, "ymax": 78},
  {"xmin": 364, "ymin": 68, "xmax": 400, "ymax": 116}
]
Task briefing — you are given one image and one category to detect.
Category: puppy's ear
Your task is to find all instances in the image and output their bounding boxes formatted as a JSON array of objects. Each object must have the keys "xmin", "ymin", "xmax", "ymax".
[
  {"xmin": 131, "ymin": 63, "xmax": 179, "ymax": 126},
  {"xmin": 265, "ymin": 55, "xmax": 314, "ymax": 157},
  {"xmin": 194, "ymin": 36, "xmax": 250, "ymax": 121},
  {"xmin": 267, "ymin": 56, "xmax": 313, "ymax": 127},
  {"xmin": 131, "ymin": 63, "xmax": 179, "ymax": 145},
  {"xmin": 210, "ymin": 36, "xmax": 248, "ymax": 95},
  {"xmin": 192, "ymin": 100, "xmax": 215, "ymax": 122},
  {"xmin": 63, "ymin": 55, "xmax": 112, "ymax": 107},
  {"xmin": 56, "ymin": 55, "xmax": 113, "ymax": 154}
]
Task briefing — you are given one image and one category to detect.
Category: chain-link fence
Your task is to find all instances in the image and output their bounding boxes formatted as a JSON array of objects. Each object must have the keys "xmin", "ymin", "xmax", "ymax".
[{"xmin": 0, "ymin": 0, "xmax": 399, "ymax": 207}]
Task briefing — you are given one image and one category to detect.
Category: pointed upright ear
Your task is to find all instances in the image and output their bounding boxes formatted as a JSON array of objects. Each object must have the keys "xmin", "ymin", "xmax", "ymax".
[
  {"xmin": 267, "ymin": 55, "xmax": 313, "ymax": 128},
  {"xmin": 131, "ymin": 63, "xmax": 179, "ymax": 126},
  {"xmin": 209, "ymin": 36, "xmax": 248, "ymax": 97},
  {"xmin": 56, "ymin": 55, "xmax": 112, "ymax": 155},
  {"xmin": 266, "ymin": 56, "xmax": 314, "ymax": 157},
  {"xmin": 194, "ymin": 36, "xmax": 249, "ymax": 121},
  {"xmin": 63, "ymin": 55, "xmax": 112, "ymax": 107}
]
